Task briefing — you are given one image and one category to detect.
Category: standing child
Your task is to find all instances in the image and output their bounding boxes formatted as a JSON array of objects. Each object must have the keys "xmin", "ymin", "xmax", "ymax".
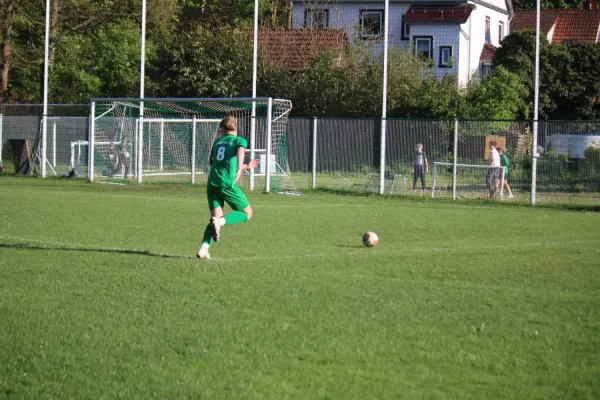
[
  {"xmin": 197, "ymin": 116, "xmax": 259, "ymax": 260},
  {"xmin": 498, "ymin": 147, "xmax": 514, "ymax": 198},
  {"xmin": 412, "ymin": 143, "xmax": 429, "ymax": 191}
]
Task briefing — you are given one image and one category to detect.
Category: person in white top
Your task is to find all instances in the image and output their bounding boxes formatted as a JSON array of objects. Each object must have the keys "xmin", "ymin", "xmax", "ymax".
[{"xmin": 487, "ymin": 141, "xmax": 501, "ymax": 199}]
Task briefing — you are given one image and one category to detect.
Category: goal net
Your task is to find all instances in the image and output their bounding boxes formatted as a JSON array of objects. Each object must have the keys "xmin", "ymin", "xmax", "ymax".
[
  {"xmin": 432, "ymin": 162, "xmax": 505, "ymax": 200},
  {"xmin": 87, "ymin": 97, "xmax": 297, "ymax": 194}
]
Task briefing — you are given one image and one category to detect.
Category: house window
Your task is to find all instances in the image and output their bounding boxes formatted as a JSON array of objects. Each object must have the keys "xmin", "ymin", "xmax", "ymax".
[
  {"xmin": 498, "ymin": 21, "xmax": 504, "ymax": 43},
  {"xmin": 439, "ymin": 46, "xmax": 452, "ymax": 67},
  {"xmin": 304, "ymin": 9, "xmax": 329, "ymax": 29},
  {"xmin": 481, "ymin": 62, "xmax": 492, "ymax": 77},
  {"xmin": 485, "ymin": 17, "xmax": 491, "ymax": 44},
  {"xmin": 564, "ymin": 39, "xmax": 577, "ymax": 45},
  {"xmin": 360, "ymin": 9, "xmax": 384, "ymax": 38},
  {"xmin": 401, "ymin": 19, "xmax": 410, "ymax": 40},
  {"xmin": 414, "ymin": 36, "xmax": 433, "ymax": 60}
]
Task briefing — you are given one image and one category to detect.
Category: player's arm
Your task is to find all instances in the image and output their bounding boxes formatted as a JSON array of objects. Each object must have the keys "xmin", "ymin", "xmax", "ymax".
[
  {"xmin": 425, "ymin": 155, "xmax": 429, "ymax": 173},
  {"xmin": 235, "ymin": 146, "xmax": 260, "ymax": 182}
]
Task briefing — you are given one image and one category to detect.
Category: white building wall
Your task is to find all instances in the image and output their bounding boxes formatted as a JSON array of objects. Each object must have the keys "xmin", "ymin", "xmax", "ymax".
[
  {"xmin": 547, "ymin": 25, "xmax": 556, "ymax": 43},
  {"xmin": 291, "ymin": 1, "xmax": 509, "ymax": 85},
  {"xmin": 458, "ymin": 26, "xmax": 470, "ymax": 86},
  {"xmin": 408, "ymin": 24, "xmax": 461, "ymax": 79},
  {"xmin": 465, "ymin": 3, "xmax": 509, "ymax": 80},
  {"xmin": 292, "ymin": 3, "xmax": 410, "ymax": 46}
]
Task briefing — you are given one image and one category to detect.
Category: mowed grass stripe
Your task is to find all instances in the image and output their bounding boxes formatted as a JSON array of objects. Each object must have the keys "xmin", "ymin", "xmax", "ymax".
[{"xmin": 0, "ymin": 234, "xmax": 598, "ymax": 263}]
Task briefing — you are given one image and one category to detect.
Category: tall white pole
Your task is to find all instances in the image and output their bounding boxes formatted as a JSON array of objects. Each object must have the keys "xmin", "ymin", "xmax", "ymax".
[
  {"xmin": 379, "ymin": 0, "xmax": 390, "ymax": 194},
  {"xmin": 531, "ymin": 0, "xmax": 540, "ymax": 205},
  {"xmin": 41, "ymin": 0, "xmax": 51, "ymax": 178},
  {"xmin": 138, "ymin": 0, "xmax": 146, "ymax": 184},
  {"xmin": 250, "ymin": 0, "xmax": 259, "ymax": 191},
  {"xmin": 140, "ymin": 0, "xmax": 146, "ymax": 104}
]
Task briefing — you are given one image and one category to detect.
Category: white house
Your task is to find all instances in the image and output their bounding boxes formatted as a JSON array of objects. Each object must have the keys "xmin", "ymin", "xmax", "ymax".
[{"xmin": 290, "ymin": 0, "xmax": 514, "ymax": 85}]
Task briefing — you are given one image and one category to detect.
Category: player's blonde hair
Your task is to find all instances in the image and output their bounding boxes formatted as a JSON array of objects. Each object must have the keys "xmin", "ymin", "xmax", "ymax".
[{"xmin": 220, "ymin": 116, "xmax": 237, "ymax": 135}]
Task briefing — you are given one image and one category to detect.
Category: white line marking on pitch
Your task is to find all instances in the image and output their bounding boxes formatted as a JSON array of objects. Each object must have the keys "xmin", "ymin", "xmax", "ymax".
[{"xmin": 1, "ymin": 235, "xmax": 597, "ymax": 263}]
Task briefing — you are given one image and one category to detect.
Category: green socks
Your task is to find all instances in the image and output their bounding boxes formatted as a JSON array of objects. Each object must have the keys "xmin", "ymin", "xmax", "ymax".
[
  {"xmin": 201, "ymin": 224, "xmax": 214, "ymax": 245},
  {"xmin": 224, "ymin": 211, "xmax": 248, "ymax": 225},
  {"xmin": 201, "ymin": 211, "xmax": 248, "ymax": 245}
]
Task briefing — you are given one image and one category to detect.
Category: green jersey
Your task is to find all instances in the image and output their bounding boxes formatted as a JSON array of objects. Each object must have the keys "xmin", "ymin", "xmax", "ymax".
[
  {"xmin": 500, "ymin": 153, "xmax": 510, "ymax": 175},
  {"xmin": 208, "ymin": 135, "xmax": 248, "ymax": 188}
]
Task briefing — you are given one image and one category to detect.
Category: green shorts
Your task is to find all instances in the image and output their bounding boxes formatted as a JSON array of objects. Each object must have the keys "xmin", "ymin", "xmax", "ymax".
[{"xmin": 207, "ymin": 184, "xmax": 249, "ymax": 211}]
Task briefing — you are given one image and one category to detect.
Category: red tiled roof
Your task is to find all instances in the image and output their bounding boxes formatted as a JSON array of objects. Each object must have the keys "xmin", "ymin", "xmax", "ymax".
[
  {"xmin": 511, "ymin": 9, "xmax": 600, "ymax": 43},
  {"xmin": 480, "ymin": 43, "xmax": 496, "ymax": 62},
  {"xmin": 552, "ymin": 10, "xmax": 600, "ymax": 43},
  {"xmin": 510, "ymin": 9, "xmax": 561, "ymax": 35},
  {"xmin": 250, "ymin": 29, "xmax": 348, "ymax": 71},
  {"xmin": 403, "ymin": 4, "xmax": 475, "ymax": 23}
]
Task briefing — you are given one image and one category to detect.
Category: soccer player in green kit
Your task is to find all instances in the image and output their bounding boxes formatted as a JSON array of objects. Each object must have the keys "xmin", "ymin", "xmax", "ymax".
[{"xmin": 197, "ymin": 116, "xmax": 259, "ymax": 260}]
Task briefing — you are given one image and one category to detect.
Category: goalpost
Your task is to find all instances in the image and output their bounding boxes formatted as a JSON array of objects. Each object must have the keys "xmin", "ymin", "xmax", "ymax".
[
  {"xmin": 432, "ymin": 162, "xmax": 505, "ymax": 200},
  {"xmin": 87, "ymin": 97, "xmax": 297, "ymax": 194}
]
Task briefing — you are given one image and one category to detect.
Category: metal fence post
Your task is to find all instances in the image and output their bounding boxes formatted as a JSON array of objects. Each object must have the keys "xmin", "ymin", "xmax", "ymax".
[
  {"xmin": 312, "ymin": 116, "xmax": 317, "ymax": 190},
  {"xmin": 452, "ymin": 119, "xmax": 458, "ymax": 200}
]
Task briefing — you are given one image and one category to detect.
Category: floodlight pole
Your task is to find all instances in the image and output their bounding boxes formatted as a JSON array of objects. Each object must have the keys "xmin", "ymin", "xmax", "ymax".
[
  {"xmin": 250, "ymin": 0, "xmax": 259, "ymax": 191},
  {"xmin": 531, "ymin": 0, "xmax": 541, "ymax": 205},
  {"xmin": 41, "ymin": 0, "xmax": 51, "ymax": 178},
  {"xmin": 379, "ymin": 0, "xmax": 390, "ymax": 195},
  {"xmin": 138, "ymin": 0, "xmax": 147, "ymax": 183}
]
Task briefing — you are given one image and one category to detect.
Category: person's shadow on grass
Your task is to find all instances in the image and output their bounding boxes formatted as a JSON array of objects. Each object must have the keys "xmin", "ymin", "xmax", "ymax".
[{"xmin": 0, "ymin": 242, "xmax": 192, "ymax": 259}]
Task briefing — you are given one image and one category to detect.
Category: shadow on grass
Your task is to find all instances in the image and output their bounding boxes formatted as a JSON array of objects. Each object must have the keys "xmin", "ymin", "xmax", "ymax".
[{"xmin": 0, "ymin": 242, "xmax": 193, "ymax": 259}]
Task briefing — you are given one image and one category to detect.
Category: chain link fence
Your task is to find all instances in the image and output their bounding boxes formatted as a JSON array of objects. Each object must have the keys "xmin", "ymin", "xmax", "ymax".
[
  {"xmin": 2, "ymin": 105, "xmax": 599, "ymax": 203},
  {"xmin": 0, "ymin": 105, "xmax": 89, "ymax": 176}
]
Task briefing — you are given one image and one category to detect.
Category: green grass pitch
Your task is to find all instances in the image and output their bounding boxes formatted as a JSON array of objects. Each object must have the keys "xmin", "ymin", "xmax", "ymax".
[{"xmin": 1, "ymin": 176, "xmax": 599, "ymax": 399}]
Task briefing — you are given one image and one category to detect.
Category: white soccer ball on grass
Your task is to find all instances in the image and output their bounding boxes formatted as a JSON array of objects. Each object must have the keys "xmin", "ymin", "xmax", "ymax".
[{"xmin": 362, "ymin": 232, "xmax": 379, "ymax": 247}]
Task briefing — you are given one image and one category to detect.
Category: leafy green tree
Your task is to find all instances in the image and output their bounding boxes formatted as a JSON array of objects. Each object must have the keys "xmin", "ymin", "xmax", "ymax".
[
  {"xmin": 551, "ymin": 43, "xmax": 600, "ymax": 120},
  {"xmin": 49, "ymin": 21, "xmax": 150, "ymax": 102},
  {"xmin": 494, "ymin": 31, "xmax": 566, "ymax": 118},
  {"xmin": 391, "ymin": 75, "xmax": 460, "ymax": 119},
  {"xmin": 460, "ymin": 66, "xmax": 530, "ymax": 120},
  {"xmin": 495, "ymin": 31, "xmax": 600, "ymax": 120},
  {"xmin": 149, "ymin": 26, "xmax": 252, "ymax": 98}
]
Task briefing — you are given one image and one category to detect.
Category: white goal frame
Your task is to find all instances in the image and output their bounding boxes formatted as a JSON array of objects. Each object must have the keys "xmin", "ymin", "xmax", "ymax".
[
  {"xmin": 432, "ymin": 162, "xmax": 505, "ymax": 200},
  {"xmin": 88, "ymin": 97, "xmax": 294, "ymax": 193}
]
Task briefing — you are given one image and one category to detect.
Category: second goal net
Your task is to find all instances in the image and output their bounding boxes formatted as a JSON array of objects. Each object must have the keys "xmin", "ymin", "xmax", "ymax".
[{"xmin": 432, "ymin": 162, "xmax": 505, "ymax": 200}]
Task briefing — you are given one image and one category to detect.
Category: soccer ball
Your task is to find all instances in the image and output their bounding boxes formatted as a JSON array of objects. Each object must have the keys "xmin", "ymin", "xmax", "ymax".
[{"xmin": 362, "ymin": 232, "xmax": 379, "ymax": 247}]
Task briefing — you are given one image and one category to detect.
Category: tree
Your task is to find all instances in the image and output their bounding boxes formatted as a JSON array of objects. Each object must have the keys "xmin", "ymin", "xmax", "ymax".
[
  {"xmin": 390, "ymin": 75, "xmax": 461, "ymax": 119},
  {"xmin": 460, "ymin": 66, "xmax": 530, "ymax": 120},
  {"xmin": 551, "ymin": 43, "xmax": 600, "ymax": 120},
  {"xmin": 149, "ymin": 26, "xmax": 252, "ymax": 98},
  {"xmin": 494, "ymin": 31, "xmax": 600, "ymax": 120},
  {"xmin": 494, "ymin": 31, "xmax": 566, "ymax": 119},
  {"xmin": 0, "ymin": 1, "xmax": 15, "ymax": 103}
]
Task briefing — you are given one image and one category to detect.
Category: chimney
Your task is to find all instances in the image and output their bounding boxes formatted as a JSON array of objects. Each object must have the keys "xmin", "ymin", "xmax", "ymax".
[{"xmin": 584, "ymin": 0, "xmax": 597, "ymax": 9}]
